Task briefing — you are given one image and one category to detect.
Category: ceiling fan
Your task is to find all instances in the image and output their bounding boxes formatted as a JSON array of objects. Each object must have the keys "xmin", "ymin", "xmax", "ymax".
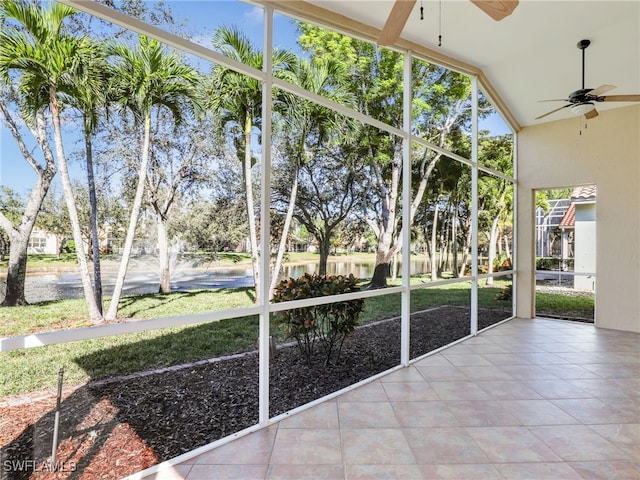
[
  {"xmin": 536, "ymin": 39, "xmax": 640, "ymax": 121},
  {"xmin": 378, "ymin": 0, "xmax": 519, "ymax": 46}
]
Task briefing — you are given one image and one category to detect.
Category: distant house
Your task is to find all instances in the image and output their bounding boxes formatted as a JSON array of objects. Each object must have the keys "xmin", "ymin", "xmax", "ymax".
[
  {"xmin": 558, "ymin": 186, "xmax": 597, "ymax": 291},
  {"xmin": 27, "ymin": 228, "xmax": 60, "ymax": 255}
]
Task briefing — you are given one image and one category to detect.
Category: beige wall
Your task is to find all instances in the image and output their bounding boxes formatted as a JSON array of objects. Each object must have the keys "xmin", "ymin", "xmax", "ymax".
[{"xmin": 516, "ymin": 105, "xmax": 640, "ymax": 332}]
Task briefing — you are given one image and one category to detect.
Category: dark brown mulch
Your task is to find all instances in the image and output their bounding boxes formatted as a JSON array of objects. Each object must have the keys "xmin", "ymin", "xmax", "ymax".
[{"xmin": 0, "ymin": 306, "xmax": 509, "ymax": 479}]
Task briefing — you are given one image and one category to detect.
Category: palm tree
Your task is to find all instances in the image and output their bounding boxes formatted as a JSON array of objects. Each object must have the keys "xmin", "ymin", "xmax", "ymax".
[
  {"xmin": 66, "ymin": 43, "xmax": 110, "ymax": 313},
  {"xmin": 208, "ymin": 26, "xmax": 295, "ymax": 303},
  {"xmin": 270, "ymin": 57, "xmax": 354, "ymax": 295},
  {"xmin": 105, "ymin": 35, "xmax": 200, "ymax": 320},
  {"xmin": 0, "ymin": 0, "xmax": 103, "ymax": 322}
]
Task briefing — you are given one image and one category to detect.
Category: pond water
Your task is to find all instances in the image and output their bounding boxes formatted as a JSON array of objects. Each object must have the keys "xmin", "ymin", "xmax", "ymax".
[{"xmin": 11, "ymin": 258, "xmax": 432, "ymax": 303}]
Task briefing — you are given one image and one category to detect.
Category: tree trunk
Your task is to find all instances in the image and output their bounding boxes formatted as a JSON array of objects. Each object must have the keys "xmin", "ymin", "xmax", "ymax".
[
  {"xmin": 269, "ymin": 166, "xmax": 299, "ymax": 298},
  {"xmin": 0, "ymin": 105, "xmax": 56, "ymax": 307},
  {"xmin": 106, "ymin": 115, "xmax": 152, "ymax": 321},
  {"xmin": 318, "ymin": 235, "xmax": 330, "ymax": 276},
  {"xmin": 84, "ymin": 125, "xmax": 103, "ymax": 313},
  {"xmin": 50, "ymin": 91, "xmax": 102, "ymax": 324},
  {"xmin": 486, "ymin": 214, "xmax": 500, "ymax": 286},
  {"xmin": 369, "ymin": 262, "xmax": 390, "ymax": 289},
  {"xmin": 2, "ymin": 233, "xmax": 29, "ymax": 306},
  {"xmin": 157, "ymin": 214, "xmax": 170, "ymax": 293},
  {"xmin": 243, "ymin": 115, "xmax": 260, "ymax": 302},
  {"xmin": 430, "ymin": 202, "xmax": 439, "ymax": 282}
]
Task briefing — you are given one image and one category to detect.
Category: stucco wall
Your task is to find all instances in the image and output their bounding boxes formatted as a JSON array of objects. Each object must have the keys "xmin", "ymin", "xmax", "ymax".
[{"xmin": 516, "ymin": 105, "xmax": 640, "ymax": 332}]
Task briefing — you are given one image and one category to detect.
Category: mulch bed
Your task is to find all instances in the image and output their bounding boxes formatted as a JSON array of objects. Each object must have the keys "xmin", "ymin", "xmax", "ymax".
[{"xmin": 0, "ymin": 306, "xmax": 508, "ymax": 479}]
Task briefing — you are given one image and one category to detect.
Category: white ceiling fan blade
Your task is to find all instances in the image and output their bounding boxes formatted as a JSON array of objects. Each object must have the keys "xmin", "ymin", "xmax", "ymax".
[
  {"xmin": 535, "ymin": 104, "xmax": 571, "ymax": 120},
  {"xmin": 469, "ymin": 0, "xmax": 519, "ymax": 21},
  {"xmin": 588, "ymin": 84, "xmax": 616, "ymax": 97},
  {"xmin": 378, "ymin": 0, "xmax": 416, "ymax": 46}
]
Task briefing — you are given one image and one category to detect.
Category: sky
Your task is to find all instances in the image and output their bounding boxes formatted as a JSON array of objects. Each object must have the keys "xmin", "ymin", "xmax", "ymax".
[{"xmin": 0, "ymin": 0, "xmax": 511, "ymax": 198}]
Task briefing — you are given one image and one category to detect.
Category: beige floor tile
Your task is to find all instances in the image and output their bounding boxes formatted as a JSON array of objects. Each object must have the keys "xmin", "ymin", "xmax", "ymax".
[
  {"xmin": 382, "ymin": 381, "xmax": 439, "ymax": 402},
  {"xmin": 419, "ymin": 463, "xmax": 503, "ymax": 479},
  {"xmin": 457, "ymin": 366, "xmax": 516, "ymax": 381},
  {"xmin": 270, "ymin": 429, "xmax": 342, "ymax": 465},
  {"xmin": 345, "ymin": 464, "xmax": 424, "ymax": 479},
  {"xmin": 416, "ymin": 365, "xmax": 467, "ymax": 382},
  {"xmin": 525, "ymin": 379, "xmax": 593, "ymax": 399},
  {"xmin": 446, "ymin": 400, "xmax": 520, "ymax": 427},
  {"xmin": 495, "ymin": 462, "xmax": 582, "ymax": 479},
  {"xmin": 194, "ymin": 426, "xmax": 277, "ymax": 465},
  {"xmin": 529, "ymin": 425, "xmax": 632, "ymax": 462},
  {"xmin": 186, "ymin": 464, "xmax": 267, "ymax": 480},
  {"xmin": 442, "ymin": 353, "xmax": 493, "ymax": 366},
  {"xmin": 498, "ymin": 399, "xmax": 581, "ymax": 425},
  {"xmin": 338, "ymin": 401, "xmax": 400, "ymax": 428},
  {"xmin": 267, "ymin": 464, "xmax": 344, "ymax": 479},
  {"xmin": 475, "ymin": 380, "xmax": 543, "ymax": 400},
  {"xmin": 541, "ymin": 364, "xmax": 601, "ymax": 379},
  {"xmin": 391, "ymin": 401, "xmax": 460, "ymax": 428},
  {"xmin": 379, "ymin": 366, "xmax": 425, "ymax": 383},
  {"xmin": 403, "ymin": 427, "xmax": 490, "ymax": 464},
  {"xmin": 341, "ymin": 428, "xmax": 416, "ymax": 465},
  {"xmin": 412, "ymin": 354, "xmax": 453, "ymax": 367},
  {"xmin": 496, "ymin": 364, "xmax": 560, "ymax": 379},
  {"xmin": 480, "ymin": 353, "xmax": 531, "ymax": 365},
  {"xmin": 430, "ymin": 381, "xmax": 491, "ymax": 400},
  {"xmin": 566, "ymin": 378, "xmax": 637, "ymax": 398},
  {"xmin": 279, "ymin": 401, "xmax": 339, "ymax": 429},
  {"xmin": 337, "ymin": 382, "xmax": 388, "ymax": 402},
  {"xmin": 466, "ymin": 426, "xmax": 562, "ymax": 463},
  {"xmin": 551, "ymin": 398, "xmax": 635, "ymax": 424},
  {"xmin": 587, "ymin": 424, "xmax": 640, "ymax": 460},
  {"xmin": 568, "ymin": 461, "xmax": 640, "ymax": 480},
  {"xmin": 146, "ymin": 465, "xmax": 193, "ymax": 480}
]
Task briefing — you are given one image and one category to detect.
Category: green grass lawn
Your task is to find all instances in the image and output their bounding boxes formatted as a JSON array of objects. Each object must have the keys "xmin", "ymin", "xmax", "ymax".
[{"xmin": 0, "ymin": 278, "xmax": 593, "ymax": 397}]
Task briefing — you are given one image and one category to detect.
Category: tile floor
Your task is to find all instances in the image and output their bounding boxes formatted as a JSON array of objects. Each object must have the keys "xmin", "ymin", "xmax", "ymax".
[{"xmin": 144, "ymin": 318, "xmax": 640, "ymax": 479}]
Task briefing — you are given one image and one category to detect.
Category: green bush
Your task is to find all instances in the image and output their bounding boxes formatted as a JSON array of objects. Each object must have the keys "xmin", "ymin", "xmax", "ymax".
[{"xmin": 272, "ymin": 273, "xmax": 365, "ymax": 366}]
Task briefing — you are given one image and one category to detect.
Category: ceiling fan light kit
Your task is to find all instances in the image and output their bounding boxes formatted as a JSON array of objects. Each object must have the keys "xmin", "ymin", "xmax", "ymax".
[{"xmin": 570, "ymin": 103, "xmax": 595, "ymax": 116}]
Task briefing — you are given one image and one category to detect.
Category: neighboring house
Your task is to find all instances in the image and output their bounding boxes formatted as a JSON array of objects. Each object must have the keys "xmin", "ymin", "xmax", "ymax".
[
  {"xmin": 535, "ymin": 198, "xmax": 572, "ymax": 259},
  {"xmin": 559, "ymin": 186, "xmax": 597, "ymax": 291},
  {"xmin": 27, "ymin": 228, "xmax": 60, "ymax": 255}
]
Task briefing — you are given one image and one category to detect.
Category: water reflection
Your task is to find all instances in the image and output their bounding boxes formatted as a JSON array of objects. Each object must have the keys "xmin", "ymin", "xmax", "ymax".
[{"xmin": 17, "ymin": 258, "xmax": 433, "ymax": 303}]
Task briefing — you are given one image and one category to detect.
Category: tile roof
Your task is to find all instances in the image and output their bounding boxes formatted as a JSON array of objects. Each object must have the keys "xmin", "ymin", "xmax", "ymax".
[
  {"xmin": 558, "ymin": 203, "xmax": 575, "ymax": 227},
  {"xmin": 571, "ymin": 185, "xmax": 597, "ymax": 201}
]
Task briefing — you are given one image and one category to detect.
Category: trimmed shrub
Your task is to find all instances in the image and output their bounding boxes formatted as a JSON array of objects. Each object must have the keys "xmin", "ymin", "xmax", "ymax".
[{"xmin": 272, "ymin": 273, "xmax": 365, "ymax": 366}]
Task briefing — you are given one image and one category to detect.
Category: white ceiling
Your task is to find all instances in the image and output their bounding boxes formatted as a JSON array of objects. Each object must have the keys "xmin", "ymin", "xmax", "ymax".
[{"xmin": 306, "ymin": 0, "xmax": 640, "ymax": 128}]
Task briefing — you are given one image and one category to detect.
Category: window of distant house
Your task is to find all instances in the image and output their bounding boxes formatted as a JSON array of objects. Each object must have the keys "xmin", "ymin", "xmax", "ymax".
[{"xmin": 28, "ymin": 237, "xmax": 47, "ymax": 249}]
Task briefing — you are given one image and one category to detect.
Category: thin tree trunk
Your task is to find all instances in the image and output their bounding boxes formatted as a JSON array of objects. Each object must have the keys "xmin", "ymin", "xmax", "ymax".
[
  {"xmin": 84, "ymin": 124, "xmax": 103, "ymax": 313},
  {"xmin": 430, "ymin": 202, "xmax": 439, "ymax": 282},
  {"xmin": 50, "ymin": 91, "xmax": 102, "ymax": 323},
  {"xmin": 157, "ymin": 214, "xmax": 170, "ymax": 293},
  {"xmin": 106, "ymin": 115, "xmax": 152, "ymax": 321},
  {"xmin": 486, "ymin": 214, "xmax": 500, "ymax": 286},
  {"xmin": 244, "ymin": 115, "xmax": 260, "ymax": 302},
  {"xmin": 269, "ymin": 166, "xmax": 299, "ymax": 298}
]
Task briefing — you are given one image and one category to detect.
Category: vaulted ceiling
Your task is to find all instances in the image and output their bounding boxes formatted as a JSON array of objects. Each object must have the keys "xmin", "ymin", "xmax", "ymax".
[{"xmin": 302, "ymin": 1, "xmax": 640, "ymax": 130}]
